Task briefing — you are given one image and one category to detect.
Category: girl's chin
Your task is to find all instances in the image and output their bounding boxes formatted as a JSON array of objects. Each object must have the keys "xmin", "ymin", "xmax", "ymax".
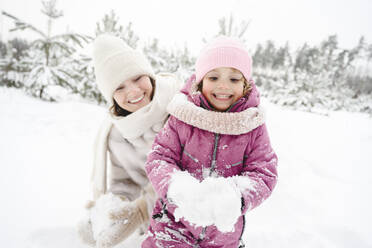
[
  {"xmin": 211, "ymin": 101, "xmax": 231, "ymax": 109},
  {"xmin": 211, "ymin": 104, "xmax": 230, "ymax": 111}
]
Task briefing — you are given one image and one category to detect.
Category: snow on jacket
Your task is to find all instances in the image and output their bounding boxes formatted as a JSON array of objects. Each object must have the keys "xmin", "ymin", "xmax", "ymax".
[
  {"xmin": 144, "ymin": 74, "xmax": 278, "ymax": 246},
  {"xmin": 90, "ymin": 73, "xmax": 183, "ymax": 212}
]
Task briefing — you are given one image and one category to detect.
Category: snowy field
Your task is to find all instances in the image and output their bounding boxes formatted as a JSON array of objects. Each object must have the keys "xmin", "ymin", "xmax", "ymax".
[{"xmin": 0, "ymin": 87, "xmax": 371, "ymax": 248}]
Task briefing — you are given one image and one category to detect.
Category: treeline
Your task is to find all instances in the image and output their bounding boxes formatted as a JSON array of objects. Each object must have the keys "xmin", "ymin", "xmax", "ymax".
[
  {"xmin": 1, "ymin": 1, "xmax": 371, "ymax": 114},
  {"xmin": 252, "ymin": 36, "xmax": 372, "ymax": 113}
]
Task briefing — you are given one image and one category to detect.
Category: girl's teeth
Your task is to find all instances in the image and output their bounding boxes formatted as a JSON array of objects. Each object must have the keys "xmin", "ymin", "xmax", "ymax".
[
  {"xmin": 215, "ymin": 94, "xmax": 230, "ymax": 99},
  {"xmin": 129, "ymin": 94, "xmax": 144, "ymax": 104}
]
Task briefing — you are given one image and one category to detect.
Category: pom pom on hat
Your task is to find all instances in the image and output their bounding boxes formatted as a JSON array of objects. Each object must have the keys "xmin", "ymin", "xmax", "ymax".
[
  {"xmin": 92, "ymin": 34, "xmax": 155, "ymax": 104},
  {"xmin": 195, "ymin": 36, "xmax": 252, "ymax": 83}
]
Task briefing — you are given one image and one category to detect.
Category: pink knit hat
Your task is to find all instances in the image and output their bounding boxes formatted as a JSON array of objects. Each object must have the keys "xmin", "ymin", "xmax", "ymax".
[{"xmin": 195, "ymin": 36, "xmax": 252, "ymax": 83}]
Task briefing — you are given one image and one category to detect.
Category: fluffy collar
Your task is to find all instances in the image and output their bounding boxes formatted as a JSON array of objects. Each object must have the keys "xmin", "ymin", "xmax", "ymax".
[{"xmin": 167, "ymin": 93, "xmax": 265, "ymax": 135}]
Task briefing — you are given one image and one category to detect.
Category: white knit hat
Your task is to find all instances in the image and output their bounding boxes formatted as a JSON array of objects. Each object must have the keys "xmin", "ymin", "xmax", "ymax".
[{"xmin": 92, "ymin": 34, "xmax": 156, "ymax": 104}]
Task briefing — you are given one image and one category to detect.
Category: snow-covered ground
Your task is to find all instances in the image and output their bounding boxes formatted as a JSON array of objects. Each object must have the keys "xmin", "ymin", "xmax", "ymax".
[{"xmin": 0, "ymin": 87, "xmax": 371, "ymax": 248}]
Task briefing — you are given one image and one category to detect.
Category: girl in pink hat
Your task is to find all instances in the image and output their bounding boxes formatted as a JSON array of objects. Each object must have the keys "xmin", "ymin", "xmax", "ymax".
[{"xmin": 142, "ymin": 36, "xmax": 278, "ymax": 247}]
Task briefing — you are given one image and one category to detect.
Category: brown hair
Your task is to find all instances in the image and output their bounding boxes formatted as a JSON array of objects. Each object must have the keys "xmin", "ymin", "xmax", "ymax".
[{"xmin": 110, "ymin": 76, "xmax": 156, "ymax": 117}]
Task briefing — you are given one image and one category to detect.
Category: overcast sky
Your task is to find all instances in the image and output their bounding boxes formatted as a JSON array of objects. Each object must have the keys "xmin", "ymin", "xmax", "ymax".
[{"xmin": 1, "ymin": 0, "xmax": 372, "ymax": 54}]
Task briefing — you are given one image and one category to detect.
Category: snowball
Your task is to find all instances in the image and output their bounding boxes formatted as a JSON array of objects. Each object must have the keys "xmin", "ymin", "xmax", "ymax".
[{"xmin": 168, "ymin": 171, "xmax": 242, "ymax": 233}]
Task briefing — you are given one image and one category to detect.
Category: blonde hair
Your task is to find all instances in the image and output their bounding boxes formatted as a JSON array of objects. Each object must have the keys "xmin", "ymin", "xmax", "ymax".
[{"xmin": 243, "ymin": 79, "xmax": 252, "ymax": 96}]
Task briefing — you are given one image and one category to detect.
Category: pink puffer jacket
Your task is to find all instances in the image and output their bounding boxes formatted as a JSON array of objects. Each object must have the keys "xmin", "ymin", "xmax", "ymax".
[{"xmin": 143, "ymin": 75, "xmax": 278, "ymax": 248}]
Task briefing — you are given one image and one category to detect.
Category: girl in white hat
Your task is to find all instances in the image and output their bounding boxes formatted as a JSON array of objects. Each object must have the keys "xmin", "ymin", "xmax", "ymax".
[{"xmin": 77, "ymin": 34, "xmax": 182, "ymax": 247}]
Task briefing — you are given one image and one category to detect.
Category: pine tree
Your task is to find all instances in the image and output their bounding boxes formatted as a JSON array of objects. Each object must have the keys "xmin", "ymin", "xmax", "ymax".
[
  {"xmin": 253, "ymin": 44, "xmax": 264, "ymax": 68},
  {"xmin": 95, "ymin": 10, "xmax": 139, "ymax": 49},
  {"xmin": 0, "ymin": 38, "xmax": 30, "ymax": 88},
  {"xmin": 217, "ymin": 14, "xmax": 250, "ymax": 40},
  {"xmin": 70, "ymin": 52, "xmax": 105, "ymax": 104},
  {"xmin": 143, "ymin": 38, "xmax": 174, "ymax": 73},
  {"xmin": 142, "ymin": 38, "xmax": 195, "ymax": 82},
  {"xmin": 273, "ymin": 42, "xmax": 292, "ymax": 69},
  {"xmin": 2, "ymin": 0, "xmax": 90, "ymax": 101},
  {"xmin": 9, "ymin": 38, "xmax": 29, "ymax": 60},
  {"xmin": 262, "ymin": 40, "xmax": 276, "ymax": 68},
  {"xmin": 0, "ymin": 40, "xmax": 8, "ymax": 57},
  {"xmin": 253, "ymin": 34, "xmax": 372, "ymax": 114},
  {"xmin": 95, "ymin": 10, "xmax": 123, "ymax": 36}
]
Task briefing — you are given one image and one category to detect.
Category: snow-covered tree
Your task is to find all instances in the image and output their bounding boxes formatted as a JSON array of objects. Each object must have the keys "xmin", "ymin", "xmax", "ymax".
[
  {"xmin": 217, "ymin": 14, "xmax": 250, "ymax": 40},
  {"xmin": 95, "ymin": 10, "xmax": 139, "ymax": 49},
  {"xmin": 8, "ymin": 38, "xmax": 29, "ymax": 60},
  {"xmin": 0, "ymin": 38, "xmax": 30, "ymax": 88},
  {"xmin": 255, "ymin": 35, "xmax": 372, "ymax": 114},
  {"xmin": 142, "ymin": 38, "xmax": 195, "ymax": 81},
  {"xmin": 0, "ymin": 40, "xmax": 6, "ymax": 57},
  {"xmin": 346, "ymin": 37, "xmax": 372, "ymax": 96},
  {"xmin": 273, "ymin": 42, "xmax": 292, "ymax": 69},
  {"xmin": 2, "ymin": 0, "xmax": 90, "ymax": 101}
]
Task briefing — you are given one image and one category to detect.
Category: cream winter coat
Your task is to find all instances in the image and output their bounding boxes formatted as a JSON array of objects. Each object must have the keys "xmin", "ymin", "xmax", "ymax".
[{"xmin": 90, "ymin": 72, "xmax": 182, "ymax": 214}]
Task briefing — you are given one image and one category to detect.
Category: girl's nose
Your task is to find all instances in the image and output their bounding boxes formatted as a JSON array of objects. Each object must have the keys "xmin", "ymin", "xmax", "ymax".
[{"xmin": 216, "ymin": 80, "xmax": 229, "ymax": 89}]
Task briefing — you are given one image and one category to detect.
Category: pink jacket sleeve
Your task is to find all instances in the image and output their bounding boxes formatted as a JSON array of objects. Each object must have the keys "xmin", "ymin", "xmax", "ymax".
[
  {"xmin": 240, "ymin": 124, "xmax": 278, "ymax": 214},
  {"xmin": 145, "ymin": 116, "xmax": 183, "ymax": 199}
]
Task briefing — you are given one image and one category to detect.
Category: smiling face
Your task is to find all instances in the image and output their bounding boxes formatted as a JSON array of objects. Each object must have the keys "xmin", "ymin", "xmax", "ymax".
[
  {"xmin": 113, "ymin": 75, "xmax": 153, "ymax": 113},
  {"xmin": 201, "ymin": 67, "xmax": 245, "ymax": 112}
]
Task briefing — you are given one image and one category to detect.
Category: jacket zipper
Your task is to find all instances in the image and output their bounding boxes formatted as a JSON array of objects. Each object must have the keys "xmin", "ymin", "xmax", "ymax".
[
  {"xmin": 198, "ymin": 98, "xmax": 241, "ymax": 244},
  {"xmin": 238, "ymin": 215, "xmax": 246, "ymax": 247},
  {"xmin": 208, "ymin": 99, "xmax": 238, "ymax": 176},
  {"xmin": 199, "ymin": 133, "xmax": 220, "ymax": 243},
  {"xmin": 209, "ymin": 133, "xmax": 220, "ymax": 176}
]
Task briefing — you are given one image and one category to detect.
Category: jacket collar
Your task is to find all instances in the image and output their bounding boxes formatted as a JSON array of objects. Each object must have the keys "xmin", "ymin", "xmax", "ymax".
[{"xmin": 167, "ymin": 93, "xmax": 265, "ymax": 135}]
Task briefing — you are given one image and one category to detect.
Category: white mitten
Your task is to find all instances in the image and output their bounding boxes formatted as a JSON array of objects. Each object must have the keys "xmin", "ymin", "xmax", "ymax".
[
  {"xmin": 90, "ymin": 193, "xmax": 149, "ymax": 248},
  {"xmin": 76, "ymin": 200, "xmax": 96, "ymax": 246}
]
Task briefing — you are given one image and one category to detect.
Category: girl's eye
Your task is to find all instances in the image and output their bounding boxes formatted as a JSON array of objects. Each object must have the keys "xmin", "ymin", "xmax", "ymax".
[
  {"xmin": 209, "ymin": 77, "xmax": 218, "ymax": 81},
  {"xmin": 116, "ymin": 86, "xmax": 124, "ymax": 91},
  {"xmin": 231, "ymin": 78, "xmax": 241, "ymax": 83}
]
